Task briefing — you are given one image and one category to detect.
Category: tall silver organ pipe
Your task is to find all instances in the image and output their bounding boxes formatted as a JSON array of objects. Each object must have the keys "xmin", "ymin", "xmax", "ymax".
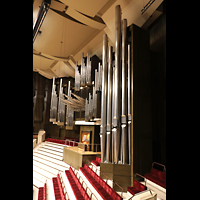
[
  {"xmin": 86, "ymin": 53, "xmax": 91, "ymax": 84},
  {"xmin": 66, "ymin": 81, "xmax": 70, "ymax": 125},
  {"xmin": 93, "ymin": 86, "xmax": 97, "ymax": 117},
  {"xmin": 75, "ymin": 61, "xmax": 80, "ymax": 90},
  {"xmin": 57, "ymin": 78, "xmax": 65, "ymax": 122},
  {"xmin": 127, "ymin": 44, "xmax": 131, "ymax": 165},
  {"xmin": 106, "ymin": 46, "xmax": 113, "ymax": 163},
  {"xmin": 66, "ymin": 81, "xmax": 74, "ymax": 126},
  {"xmin": 121, "ymin": 19, "xmax": 127, "ymax": 164},
  {"xmin": 100, "ymin": 34, "xmax": 108, "ymax": 162},
  {"xmin": 85, "ymin": 98, "xmax": 89, "ymax": 121},
  {"xmin": 113, "ymin": 5, "xmax": 121, "ymax": 163},
  {"xmin": 81, "ymin": 52, "xmax": 86, "ymax": 85},
  {"xmin": 112, "ymin": 64, "xmax": 115, "ymax": 163},
  {"xmin": 98, "ymin": 62, "xmax": 102, "ymax": 91},
  {"xmin": 89, "ymin": 93, "xmax": 93, "ymax": 119},
  {"xmin": 50, "ymin": 76, "xmax": 57, "ymax": 121}
]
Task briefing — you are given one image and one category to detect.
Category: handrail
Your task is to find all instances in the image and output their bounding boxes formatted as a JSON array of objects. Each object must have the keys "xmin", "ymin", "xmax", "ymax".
[
  {"xmin": 152, "ymin": 162, "xmax": 166, "ymax": 172},
  {"xmin": 135, "ymin": 173, "xmax": 146, "ymax": 186},
  {"xmin": 69, "ymin": 164, "xmax": 98, "ymax": 200},
  {"xmin": 127, "ymin": 189, "xmax": 154, "ymax": 200},
  {"xmin": 46, "ymin": 137, "xmax": 100, "ymax": 152},
  {"xmin": 64, "ymin": 139, "xmax": 100, "ymax": 152},
  {"xmin": 86, "ymin": 160, "xmax": 124, "ymax": 198},
  {"xmin": 58, "ymin": 171, "xmax": 70, "ymax": 200},
  {"xmin": 77, "ymin": 171, "xmax": 98, "ymax": 200}
]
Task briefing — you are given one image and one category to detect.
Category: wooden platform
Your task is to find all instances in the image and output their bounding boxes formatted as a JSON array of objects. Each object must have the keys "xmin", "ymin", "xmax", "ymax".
[
  {"xmin": 63, "ymin": 146, "xmax": 101, "ymax": 170},
  {"xmin": 100, "ymin": 162, "xmax": 131, "ymax": 192}
]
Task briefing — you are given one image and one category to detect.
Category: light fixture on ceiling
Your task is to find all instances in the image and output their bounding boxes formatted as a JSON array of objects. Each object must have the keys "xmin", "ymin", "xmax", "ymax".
[
  {"xmin": 141, "ymin": 0, "xmax": 155, "ymax": 15},
  {"xmin": 33, "ymin": 0, "xmax": 51, "ymax": 43}
]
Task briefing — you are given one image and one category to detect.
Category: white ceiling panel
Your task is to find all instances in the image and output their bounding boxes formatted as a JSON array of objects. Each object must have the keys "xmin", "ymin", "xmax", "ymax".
[
  {"xmin": 33, "ymin": 54, "xmax": 54, "ymax": 71},
  {"xmin": 60, "ymin": 0, "xmax": 109, "ymax": 17},
  {"xmin": 51, "ymin": 61, "xmax": 75, "ymax": 78}
]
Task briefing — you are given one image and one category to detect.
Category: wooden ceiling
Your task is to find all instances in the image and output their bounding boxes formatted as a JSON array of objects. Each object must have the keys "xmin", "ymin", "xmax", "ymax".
[{"xmin": 33, "ymin": 0, "xmax": 163, "ymax": 79}]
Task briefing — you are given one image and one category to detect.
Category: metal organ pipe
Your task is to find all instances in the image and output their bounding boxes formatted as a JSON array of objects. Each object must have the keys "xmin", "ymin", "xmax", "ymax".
[
  {"xmin": 113, "ymin": 5, "xmax": 121, "ymax": 164},
  {"xmin": 58, "ymin": 78, "xmax": 65, "ymax": 122},
  {"xmin": 106, "ymin": 46, "xmax": 113, "ymax": 163},
  {"xmin": 111, "ymin": 64, "xmax": 115, "ymax": 163},
  {"xmin": 113, "ymin": 4, "xmax": 121, "ymax": 128},
  {"xmin": 50, "ymin": 76, "xmax": 57, "ymax": 121},
  {"xmin": 127, "ymin": 44, "xmax": 131, "ymax": 165},
  {"xmin": 100, "ymin": 34, "xmax": 108, "ymax": 162},
  {"xmin": 121, "ymin": 19, "xmax": 127, "ymax": 164}
]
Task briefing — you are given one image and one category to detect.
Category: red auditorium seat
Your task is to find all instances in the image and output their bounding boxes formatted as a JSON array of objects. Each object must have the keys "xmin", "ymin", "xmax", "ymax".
[
  {"xmin": 127, "ymin": 180, "xmax": 147, "ymax": 196},
  {"xmin": 80, "ymin": 164, "xmax": 122, "ymax": 200},
  {"xmin": 145, "ymin": 168, "xmax": 166, "ymax": 189},
  {"xmin": 65, "ymin": 167, "xmax": 90, "ymax": 200},
  {"xmin": 38, "ymin": 182, "xmax": 46, "ymax": 200},
  {"xmin": 91, "ymin": 157, "xmax": 102, "ymax": 166},
  {"xmin": 52, "ymin": 176, "xmax": 66, "ymax": 200}
]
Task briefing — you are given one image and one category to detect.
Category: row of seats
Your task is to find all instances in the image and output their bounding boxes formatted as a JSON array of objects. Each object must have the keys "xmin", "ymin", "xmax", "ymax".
[
  {"xmin": 91, "ymin": 157, "xmax": 101, "ymax": 166},
  {"xmin": 64, "ymin": 137, "xmax": 79, "ymax": 142},
  {"xmin": 65, "ymin": 167, "xmax": 90, "ymax": 200},
  {"xmin": 80, "ymin": 164, "xmax": 122, "ymax": 200},
  {"xmin": 52, "ymin": 174, "xmax": 66, "ymax": 200},
  {"xmin": 145, "ymin": 167, "xmax": 166, "ymax": 189},
  {"xmin": 46, "ymin": 138, "xmax": 65, "ymax": 144},
  {"xmin": 45, "ymin": 138, "xmax": 78, "ymax": 146},
  {"xmin": 127, "ymin": 180, "xmax": 147, "ymax": 196},
  {"xmin": 38, "ymin": 183, "xmax": 46, "ymax": 200}
]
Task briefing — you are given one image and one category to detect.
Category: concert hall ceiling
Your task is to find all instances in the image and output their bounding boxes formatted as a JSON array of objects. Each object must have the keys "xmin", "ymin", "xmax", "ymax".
[{"xmin": 33, "ymin": 0, "xmax": 163, "ymax": 79}]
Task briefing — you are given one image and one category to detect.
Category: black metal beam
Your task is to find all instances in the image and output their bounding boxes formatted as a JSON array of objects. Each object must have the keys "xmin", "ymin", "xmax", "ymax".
[{"xmin": 33, "ymin": 0, "xmax": 51, "ymax": 43}]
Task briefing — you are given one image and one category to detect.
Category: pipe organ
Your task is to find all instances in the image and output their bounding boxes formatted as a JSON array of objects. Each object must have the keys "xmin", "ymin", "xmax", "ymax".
[
  {"xmin": 100, "ymin": 5, "xmax": 131, "ymax": 165},
  {"xmin": 47, "ymin": 3, "xmax": 153, "ymax": 190},
  {"xmin": 50, "ymin": 52, "xmax": 101, "ymax": 127},
  {"xmin": 49, "ymin": 5, "xmax": 132, "ymax": 165}
]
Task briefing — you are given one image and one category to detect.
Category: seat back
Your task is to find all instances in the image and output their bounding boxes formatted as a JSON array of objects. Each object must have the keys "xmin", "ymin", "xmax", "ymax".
[
  {"xmin": 84, "ymin": 164, "xmax": 88, "ymax": 170},
  {"xmin": 158, "ymin": 171, "xmax": 166, "ymax": 181},
  {"xmin": 139, "ymin": 182, "xmax": 147, "ymax": 191},
  {"xmin": 99, "ymin": 178, "xmax": 104, "ymax": 187},
  {"xmin": 106, "ymin": 185, "xmax": 113, "ymax": 195},
  {"xmin": 102, "ymin": 180, "xmax": 107, "ymax": 189},
  {"xmin": 97, "ymin": 157, "xmax": 101, "ymax": 163},
  {"xmin": 151, "ymin": 168, "xmax": 159, "ymax": 177},
  {"xmin": 111, "ymin": 190, "xmax": 121, "ymax": 200},
  {"xmin": 134, "ymin": 180, "xmax": 140, "ymax": 190}
]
